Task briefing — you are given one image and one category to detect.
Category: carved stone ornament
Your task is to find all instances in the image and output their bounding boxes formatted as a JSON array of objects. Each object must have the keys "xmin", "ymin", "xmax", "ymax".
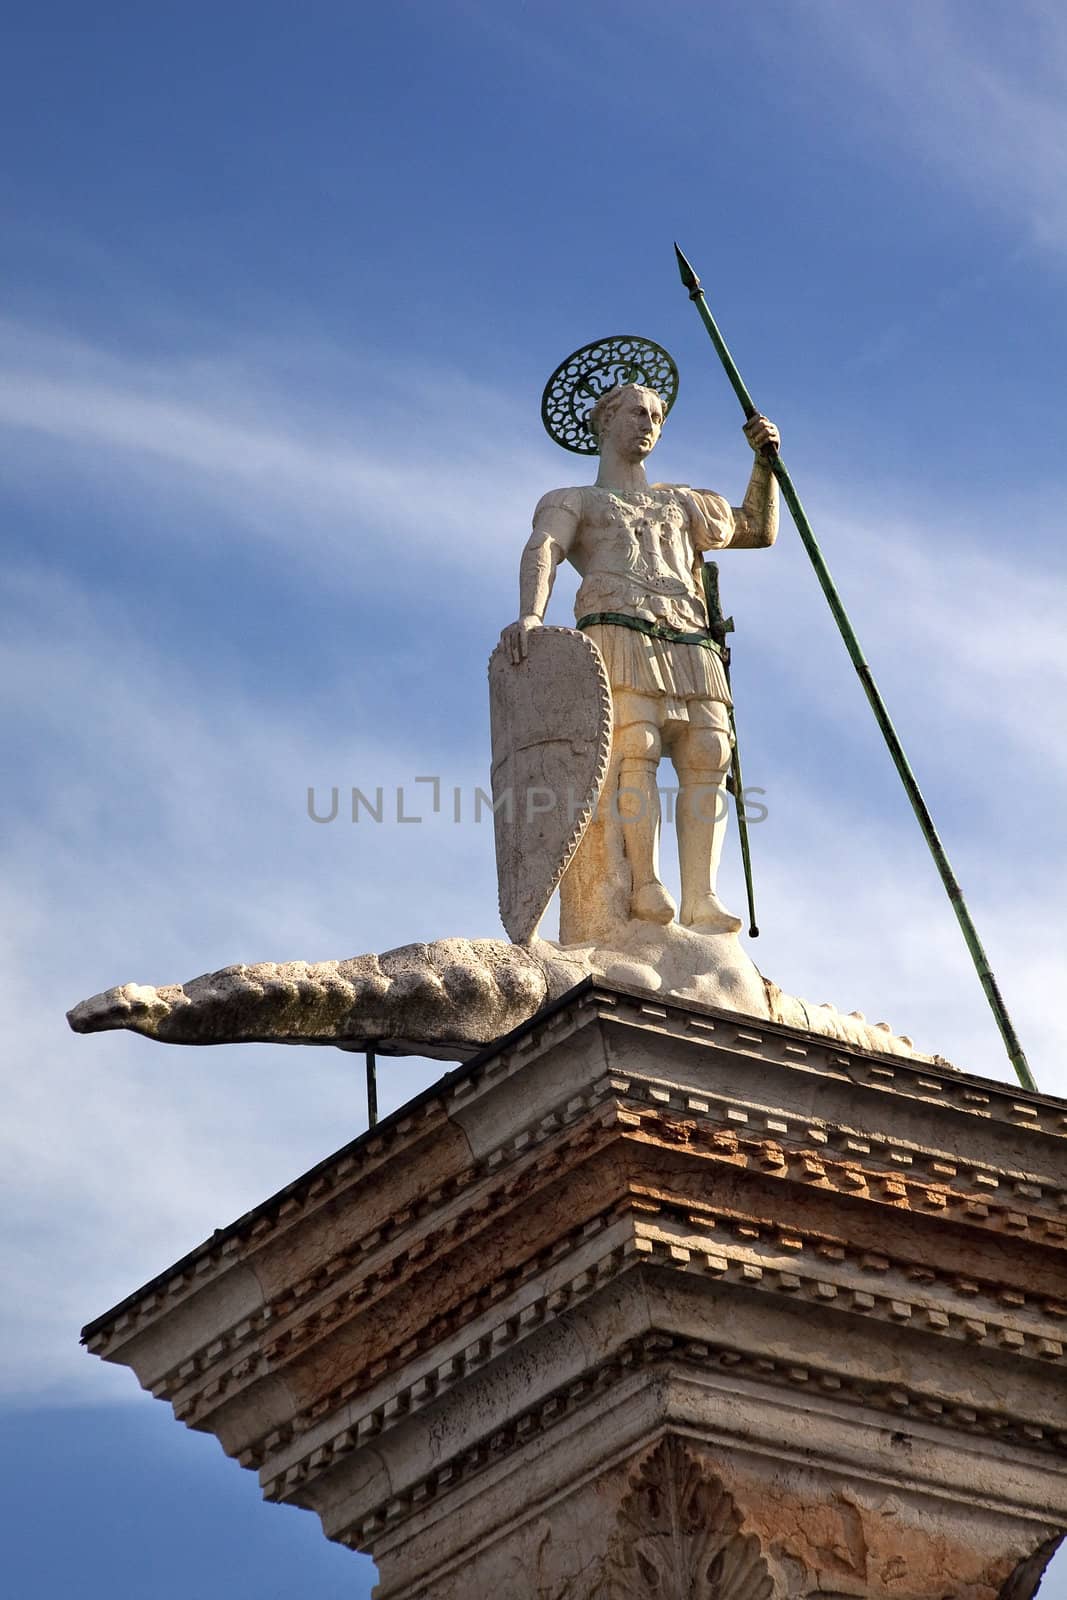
[
  {"xmin": 540, "ymin": 334, "xmax": 679, "ymax": 454},
  {"xmin": 605, "ymin": 1438, "xmax": 775, "ymax": 1600}
]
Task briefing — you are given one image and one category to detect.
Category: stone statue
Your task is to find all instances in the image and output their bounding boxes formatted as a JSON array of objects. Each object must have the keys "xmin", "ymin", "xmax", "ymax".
[
  {"xmin": 65, "ymin": 346, "xmax": 932, "ymax": 1068},
  {"xmin": 497, "ymin": 381, "xmax": 778, "ymax": 945}
]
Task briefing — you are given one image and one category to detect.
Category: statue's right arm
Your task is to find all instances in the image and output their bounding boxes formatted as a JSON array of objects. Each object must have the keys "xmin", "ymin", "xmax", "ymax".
[{"xmin": 501, "ymin": 489, "xmax": 582, "ymax": 664}]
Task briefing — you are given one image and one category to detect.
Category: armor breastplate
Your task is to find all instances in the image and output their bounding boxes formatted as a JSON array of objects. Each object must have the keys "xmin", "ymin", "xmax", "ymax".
[{"xmin": 573, "ymin": 487, "xmax": 706, "ymax": 630}]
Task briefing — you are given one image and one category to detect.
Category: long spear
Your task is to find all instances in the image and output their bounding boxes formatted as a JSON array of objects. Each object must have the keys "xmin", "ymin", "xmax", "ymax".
[{"xmin": 674, "ymin": 242, "xmax": 1036, "ymax": 1092}]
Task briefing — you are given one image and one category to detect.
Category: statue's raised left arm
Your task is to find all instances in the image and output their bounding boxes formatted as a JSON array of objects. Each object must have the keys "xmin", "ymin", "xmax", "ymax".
[
  {"xmin": 731, "ymin": 413, "xmax": 780, "ymax": 549},
  {"xmin": 694, "ymin": 414, "xmax": 780, "ymax": 551}
]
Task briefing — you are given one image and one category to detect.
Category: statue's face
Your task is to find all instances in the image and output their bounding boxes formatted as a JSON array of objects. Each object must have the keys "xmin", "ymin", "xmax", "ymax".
[{"xmin": 600, "ymin": 387, "xmax": 664, "ymax": 460}]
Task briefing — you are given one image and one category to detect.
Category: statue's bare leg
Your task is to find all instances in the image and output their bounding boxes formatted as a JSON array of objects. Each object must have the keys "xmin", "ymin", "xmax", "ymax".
[
  {"xmin": 669, "ymin": 702, "xmax": 742, "ymax": 934},
  {"xmin": 613, "ymin": 691, "xmax": 675, "ymax": 925}
]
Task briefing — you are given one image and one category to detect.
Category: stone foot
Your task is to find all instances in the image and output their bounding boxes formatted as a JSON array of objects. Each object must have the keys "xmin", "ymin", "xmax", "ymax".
[
  {"xmin": 680, "ymin": 892, "xmax": 743, "ymax": 934},
  {"xmin": 630, "ymin": 881, "xmax": 676, "ymax": 925}
]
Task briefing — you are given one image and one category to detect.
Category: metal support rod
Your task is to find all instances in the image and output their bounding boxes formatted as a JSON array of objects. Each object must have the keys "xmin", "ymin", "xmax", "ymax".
[
  {"xmin": 727, "ymin": 709, "xmax": 759, "ymax": 938},
  {"xmin": 675, "ymin": 242, "xmax": 1036, "ymax": 1091},
  {"xmin": 366, "ymin": 1045, "xmax": 378, "ymax": 1129},
  {"xmin": 702, "ymin": 559, "xmax": 758, "ymax": 936}
]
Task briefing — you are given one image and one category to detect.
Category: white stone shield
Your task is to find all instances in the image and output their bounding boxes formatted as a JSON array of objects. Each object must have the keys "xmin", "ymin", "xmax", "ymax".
[{"xmin": 489, "ymin": 626, "xmax": 612, "ymax": 944}]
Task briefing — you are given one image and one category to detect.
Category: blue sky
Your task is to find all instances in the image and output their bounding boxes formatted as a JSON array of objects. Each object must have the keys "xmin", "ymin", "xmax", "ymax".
[{"xmin": 4, "ymin": 2, "xmax": 1067, "ymax": 1594}]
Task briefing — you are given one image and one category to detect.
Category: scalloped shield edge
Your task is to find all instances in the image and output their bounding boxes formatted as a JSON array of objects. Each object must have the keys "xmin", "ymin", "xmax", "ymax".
[{"xmin": 488, "ymin": 627, "xmax": 613, "ymax": 945}]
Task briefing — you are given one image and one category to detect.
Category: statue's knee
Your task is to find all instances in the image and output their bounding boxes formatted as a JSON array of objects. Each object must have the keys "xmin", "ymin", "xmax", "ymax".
[
  {"xmin": 678, "ymin": 727, "xmax": 731, "ymax": 777},
  {"xmin": 616, "ymin": 720, "xmax": 661, "ymax": 764}
]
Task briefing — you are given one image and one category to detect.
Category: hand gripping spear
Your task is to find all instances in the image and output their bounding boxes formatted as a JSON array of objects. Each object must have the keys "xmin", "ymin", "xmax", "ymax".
[{"xmin": 674, "ymin": 243, "xmax": 1036, "ymax": 1091}]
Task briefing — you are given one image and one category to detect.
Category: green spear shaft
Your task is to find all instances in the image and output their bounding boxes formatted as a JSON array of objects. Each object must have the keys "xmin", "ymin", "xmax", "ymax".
[{"xmin": 674, "ymin": 242, "xmax": 1036, "ymax": 1092}]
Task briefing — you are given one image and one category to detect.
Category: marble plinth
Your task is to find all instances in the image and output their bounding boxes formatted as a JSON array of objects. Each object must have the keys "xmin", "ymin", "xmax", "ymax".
[{"xmin": 84, "ymin": 981, "xmax": 1067, "ymax": 1597}]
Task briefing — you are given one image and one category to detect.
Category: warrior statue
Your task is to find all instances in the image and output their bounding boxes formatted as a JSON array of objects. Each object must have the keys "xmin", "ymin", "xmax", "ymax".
[
  {"xmin": 494, "ymin": 350, "xmax": 778, "ymax": 949},
  {"xmin": 67, "ymin": 314, "xmax": 966, "ymax": 1075}
]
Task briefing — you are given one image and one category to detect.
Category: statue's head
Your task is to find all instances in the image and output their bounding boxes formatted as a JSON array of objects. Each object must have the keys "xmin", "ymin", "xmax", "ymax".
[{"xmin": 588, "ymin": 383, "xmax": 665, "ymax": 459}]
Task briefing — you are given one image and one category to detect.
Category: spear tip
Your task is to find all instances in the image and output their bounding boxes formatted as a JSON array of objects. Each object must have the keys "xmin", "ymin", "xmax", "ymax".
[{"xmin": 674, "ymin": 241, "xmax": 701, "ymax": 293}]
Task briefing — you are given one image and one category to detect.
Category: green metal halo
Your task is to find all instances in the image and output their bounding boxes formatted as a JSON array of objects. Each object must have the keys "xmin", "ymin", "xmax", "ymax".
[{"xmin": 541, "ymin": 335, "xmax": 680, "ymax": 455}]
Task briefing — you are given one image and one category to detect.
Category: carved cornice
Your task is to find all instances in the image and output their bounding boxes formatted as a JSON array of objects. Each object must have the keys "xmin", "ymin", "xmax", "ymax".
[
  {"xmin": 161, "ymin": 1139, "xmax": 1065, "ymax": 1437},
  {"xmin": 148, "ymin": 1110, "xmax": 1066, "ymax": 1465},
  {"xmin": 252, "ymin": 1212, "xmax": 1067, "ymax": 1530},
  {"xmin": 99, "ymin": 1068, "xmax": 1067, "ymax": 1393},
  {"xmin": 183, "ymin": 1203, "xmax": 633, "ymax": 1449},
  {"xmin": 596, "ymin": 991, "xmax": 1067, "ymax": 1144},
  {"xmin": 163, "ymin": 1174, "xmax": 1066, "ymax": 1471},
  {"xmin": 633, "ymin": 1206, "xmax": 1066, "ymax": 1355},
  {"xmin": 161, "ymin": 1116, "xmax": 619, "ymax": 1424},
  {"xmin": 84, "ymin": 995, "xmax": 1067, "ymax": 1363},
  {"xmin": 607, "ymin": 1075, "xmax": 1067, "ymax": 1230},
  {"xmin": 317, "ymin": 1326, "xmax": 1067, "ymax": 1554}
]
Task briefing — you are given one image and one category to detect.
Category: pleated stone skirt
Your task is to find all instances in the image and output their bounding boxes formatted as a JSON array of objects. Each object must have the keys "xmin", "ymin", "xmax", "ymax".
[{"xmin": 583, "ymin": 622, "xmax": 732, "ymax": 723}]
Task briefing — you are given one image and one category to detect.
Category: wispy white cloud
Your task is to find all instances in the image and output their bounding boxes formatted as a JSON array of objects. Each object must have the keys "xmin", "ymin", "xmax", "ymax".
[
  {"xmin": 757, "ymin": 495, "xmax": 1067, "ymax": 771},
  {"xmin": 0, "ymin": 318, "xmax": 553, "ymax": 593},
  {"xmin": 801, "ymin": 0, "xmax": 1067, "ymax": 250}
]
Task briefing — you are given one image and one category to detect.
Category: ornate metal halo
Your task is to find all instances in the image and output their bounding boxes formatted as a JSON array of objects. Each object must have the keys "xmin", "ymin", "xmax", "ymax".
[{"xmin": 541, "ymin": 335, "xmax": 679, "ymax": 455}]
